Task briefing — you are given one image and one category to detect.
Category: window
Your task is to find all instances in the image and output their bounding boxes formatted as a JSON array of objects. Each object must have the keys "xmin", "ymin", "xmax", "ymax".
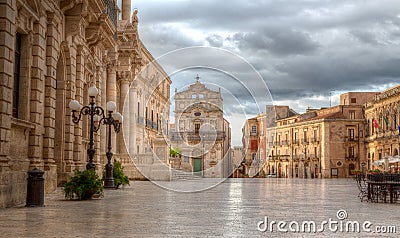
[
  {"xmin": 351, "ymin": 98, "xmax": 356, "ymax": 103},
  {"xmin": 313, "ymin": 129, "xmax": 318, "ymax": 141},
  {"xmin": 192, "ymin": 94, "xmax": 196, "ymax": 99},
  {"xmin": 251, "ymin": 126, "xmax": 257, "ymax": 135},
  {"xmin": 348, "ymin": 128, "xmax": 355, "ymax": 140},
  {"xmin": 195, "ymin": 123, "xmax": 200, "ymax": 134},
  {"xmin": 303, "ymin": 132, "xmax": 307, "ymax": 143},
  {"xmin": 13, "ymin": 33, "xmax": 21, "ymax": 118},
  {"xmin": 348, "ymin": 146, "xmax": 355, "ymax": 158},
  {"xmin": 199, "ymin": 94, "xmax": 204, "ymax": 98},
  {"xmin": 252, "ymin": 153, "xmax": 257, "ymax": 160},
  {"xmin": 349, "ymin": 110, "xmax": 355, "ymax": 119},
  {"xmin": 137, "ymin": 102, "xmax": 140, "ymax": 122}
]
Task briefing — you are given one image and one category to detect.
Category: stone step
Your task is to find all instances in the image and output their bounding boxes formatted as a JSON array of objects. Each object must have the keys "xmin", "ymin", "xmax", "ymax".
[{"xmin": 171, "ymin": 170, "xmax": 203, "ymax": 181}]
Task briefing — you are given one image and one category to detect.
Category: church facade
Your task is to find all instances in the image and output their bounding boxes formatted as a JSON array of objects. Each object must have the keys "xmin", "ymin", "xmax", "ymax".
[{"xmin": 169, "ymin": 76, "xmax": 231, "ymax": 178}]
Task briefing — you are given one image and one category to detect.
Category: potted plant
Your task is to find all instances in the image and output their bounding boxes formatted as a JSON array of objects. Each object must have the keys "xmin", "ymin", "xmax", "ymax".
[
  {"xmin": 350, "ymin": 169, "xmax": 362, "ymax": 175},
  {"xmin": 64, "ymin": 169, "xmax": 104, "ymax": 200},
  {"xmin": 112, "ymin": 161, "xmax": 130, "ymax": 189},
  {"xmin": 368, "ymin": 169, "xmax": 380, "ymax": 174}
]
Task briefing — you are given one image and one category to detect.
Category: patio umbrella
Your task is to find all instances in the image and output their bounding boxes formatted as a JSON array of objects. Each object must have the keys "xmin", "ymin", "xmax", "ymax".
[
  {"xmin": 389, "ymin": 155, "xmax": 400, "ymax": 171},
  {"xmin": 372, "ymin": 159, "xmax": 385, "ymax": 166},
  {"xmin": 388, "ymin": 155, "xmax": 400, "ymax": 163}
]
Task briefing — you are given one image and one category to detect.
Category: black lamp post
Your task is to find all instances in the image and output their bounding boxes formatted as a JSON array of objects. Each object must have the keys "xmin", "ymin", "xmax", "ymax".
[
  {"xmin": 97, "ymin": 101, "xmax": 122, "ymax": 188},
  {"xmin": 69, "ymin": 86, "xmax": 104, "ymax": 170},
  {"xmin": 68, "ymin": 86, "xmax": 122, "ymax": 186}
]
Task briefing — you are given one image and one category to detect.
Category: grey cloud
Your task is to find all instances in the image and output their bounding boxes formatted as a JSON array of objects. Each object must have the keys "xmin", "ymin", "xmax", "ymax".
[
  {"xmin": 206, "ymin": 34, "xmax": 224, "ymax": 47},
  {"xmin": 230, "ymin": 28, "xmax": 320, "ymax": 56},
  {"xmin": 132, "ymin": 0, "xmax": 400, "ymax": 123},
  {"xmin": 350, "ymin": 30, "xmax": 380, "ymax": 45}
]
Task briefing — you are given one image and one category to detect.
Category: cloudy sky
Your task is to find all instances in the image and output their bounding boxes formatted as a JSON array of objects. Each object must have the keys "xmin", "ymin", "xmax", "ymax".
[{"xmin": 129, "ymin": 0, "xmax": 400, "ymax": 145}]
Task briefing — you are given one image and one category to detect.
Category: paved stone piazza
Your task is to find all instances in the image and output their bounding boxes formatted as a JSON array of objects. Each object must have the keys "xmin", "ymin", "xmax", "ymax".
[{"xmin": 0, "ymin": 179, "xmax": 398, "ymax": 237}]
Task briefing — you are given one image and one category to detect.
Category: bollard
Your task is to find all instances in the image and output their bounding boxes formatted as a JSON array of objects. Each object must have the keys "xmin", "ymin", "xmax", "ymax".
[{"xmin": 26, "ymin": 168, "xmax": 45, "ymax": 207}]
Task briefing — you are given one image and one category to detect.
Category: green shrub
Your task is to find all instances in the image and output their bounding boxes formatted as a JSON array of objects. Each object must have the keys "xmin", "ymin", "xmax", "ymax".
[
  {"xmin": 112, "ymin": 161, "xmax": 130, "ymax": 189},
  {"xmin": 64, "ymin": 169, "xmax": 104, "ymax": 200}
]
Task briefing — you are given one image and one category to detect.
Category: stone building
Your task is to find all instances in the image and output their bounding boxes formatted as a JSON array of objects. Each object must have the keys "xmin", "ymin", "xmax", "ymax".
[
  {"xmin": 0, "ymin": 0, "xmax": 170, "ymax": 207},
  {"xmin": 241, "ymin": 106, "xmax": 297, "ymax": 177},
  {"xmin": 262, "ymin": 93, "xmax": 377, "ymax": 179},
  {"xmin": 241, "ymin": 113, "xmax": 265, "ymax": 177},
  {"xmin": 169, "ymin": 76, "xmax": 231, "ymax": 178},
  {"xmin": 365, "ymin": 85, "xmax": 400, "ymax": 171}
]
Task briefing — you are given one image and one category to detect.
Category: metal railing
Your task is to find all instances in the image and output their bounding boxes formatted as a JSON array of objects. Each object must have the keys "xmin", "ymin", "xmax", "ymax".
[{"xmin": 103, "ymin": 0, "xmax": 117, "ymax": 27}]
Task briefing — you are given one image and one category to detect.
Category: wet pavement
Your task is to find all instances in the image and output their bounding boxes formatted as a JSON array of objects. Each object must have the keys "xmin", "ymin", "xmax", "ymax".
[{"xmin": 0, "ymin": 178, "xmax": 399, "ymax": 237}]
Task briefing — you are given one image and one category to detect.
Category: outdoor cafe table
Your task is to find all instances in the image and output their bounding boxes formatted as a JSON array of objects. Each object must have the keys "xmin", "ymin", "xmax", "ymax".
[{"xmin": 367, "ymin": 180, "xmax": 400, "ymax": 203}]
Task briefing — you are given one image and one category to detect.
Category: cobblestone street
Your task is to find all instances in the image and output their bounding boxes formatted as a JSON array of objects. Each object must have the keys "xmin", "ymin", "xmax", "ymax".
[{"xmin": 0, "ymin": 178, "xmax": 398, "ymax": 237}]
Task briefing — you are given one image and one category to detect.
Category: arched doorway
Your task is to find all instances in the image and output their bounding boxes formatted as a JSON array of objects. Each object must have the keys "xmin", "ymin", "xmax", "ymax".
[
  {"xmin": 304, "ymin": 162, "xmax": 309, "ymax": 179},
  {"xmin": 278, "ymin": 163, "xmax": 282, "ymax": 178}
]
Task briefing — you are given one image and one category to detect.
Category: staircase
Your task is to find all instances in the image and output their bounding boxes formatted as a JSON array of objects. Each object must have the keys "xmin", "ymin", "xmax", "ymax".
[{"xmin": 171, "ymin": 169, "xmax": 203, "ymax": 181}]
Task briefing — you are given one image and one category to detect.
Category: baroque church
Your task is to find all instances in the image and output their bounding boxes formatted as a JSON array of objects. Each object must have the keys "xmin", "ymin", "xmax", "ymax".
[{"xmin": 169, "ymin": 76, "xmax": 232, "ymax": 178}]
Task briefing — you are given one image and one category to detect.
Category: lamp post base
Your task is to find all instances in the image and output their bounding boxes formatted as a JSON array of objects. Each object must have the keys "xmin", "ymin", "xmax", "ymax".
[
  {"xmin": 104, "ymin": 178, "xmax": 115, "ymax": 188},
  {"xmin": 104, "ymin": 162, "xmax": 114, "ymax": 188}
]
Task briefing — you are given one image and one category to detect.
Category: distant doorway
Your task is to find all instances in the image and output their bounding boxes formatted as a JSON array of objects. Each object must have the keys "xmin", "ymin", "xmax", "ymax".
[{"xmin": 193, "ymin": 158, "xmax": 203, "ymax": 176}]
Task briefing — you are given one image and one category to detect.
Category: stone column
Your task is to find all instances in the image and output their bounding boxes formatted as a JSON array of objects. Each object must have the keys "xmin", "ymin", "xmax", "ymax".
[
  {"xmin": 73, "ymin": 45, "xmax": 85, "ymax": 168},
  {"xmin": 119, "ymin": 79, "xmax": 130, "ymax": 154},
  {"xmin": 100, "ymin": 66, "xmax": 107, "ymax": 155},
  {"xmin": 43, "ymin": 13, "xmax": 58, "ymax": 167},
  {"xmin": 28, "ymin": 17, "xmax": 47, "ymax": 168},
  {"xmin": 63, "ymin": 45, "xmax": 77, "ymax": 173},
  {"xmin": 129, "ymin": 83, "xmax": 136, "ymax": 156},
  {"xmin": 106, "ymin": 64, "xmax": 117, "ymax": 149},
  {"xmin": 0, "ymin": 0, "xmax": 14, "ymax": 171},
  {"xmin": 122, "ymin": 0, "xmax": 132, "ymax": 21}
]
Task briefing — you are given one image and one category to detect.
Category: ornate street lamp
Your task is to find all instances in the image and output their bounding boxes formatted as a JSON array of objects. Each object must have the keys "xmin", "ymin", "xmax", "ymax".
[
  {"xmin": 97, "ymin": 101, "xmax": 122, "ymax": 188},
  {"xmin": 68, "ymin": 86, "xmax": 122, "ymax": 185},
  {"xmin": 69, "ymin": 86, "xmax": 104, "ymax": 170}
]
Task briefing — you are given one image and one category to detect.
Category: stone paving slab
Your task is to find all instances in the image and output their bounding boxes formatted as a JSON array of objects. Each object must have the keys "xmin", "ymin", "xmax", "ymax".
[{"xmin": 0, "ymin": 178, "xmax": 399, "ymax": 237}]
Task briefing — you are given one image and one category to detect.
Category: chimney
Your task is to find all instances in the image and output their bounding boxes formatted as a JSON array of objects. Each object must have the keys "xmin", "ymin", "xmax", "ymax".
[{"xmin": 122, "ymin": 0, "xmax": 131, "ymax": 21}]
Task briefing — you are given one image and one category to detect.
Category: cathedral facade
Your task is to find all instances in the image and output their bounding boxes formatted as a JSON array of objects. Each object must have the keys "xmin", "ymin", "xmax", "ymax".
[{"xmin": 169, "ymin": 77, "xmax": 231, "ymax": 178}]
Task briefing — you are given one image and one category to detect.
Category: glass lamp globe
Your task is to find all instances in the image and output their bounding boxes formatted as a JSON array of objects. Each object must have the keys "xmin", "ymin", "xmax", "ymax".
[
  {"xmin": 106, "ymin": 101, "xmax": 116, "ymax": 112},
  {"xmin": 69, "ymin": 100, "xmax": 81, "ymax": 111},
  {"xmin": 88, "ymin": 86, "xmax": 99, "ymax": 97}
]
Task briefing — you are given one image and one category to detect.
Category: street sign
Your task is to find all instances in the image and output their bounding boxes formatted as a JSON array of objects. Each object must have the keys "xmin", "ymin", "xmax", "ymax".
[{"xmin": 361, "ymin": 161, "xmax": 366, "ymax": 167}]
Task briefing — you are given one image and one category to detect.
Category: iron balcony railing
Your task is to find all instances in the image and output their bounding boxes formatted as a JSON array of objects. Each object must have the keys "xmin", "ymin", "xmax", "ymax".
[
  {"xmin": 103, "ymin": 0, "xmax": 117, "ymax": 28},
  {"xmin": 170, "ymin": 131, "xmax": 226, "ymax": 141}
]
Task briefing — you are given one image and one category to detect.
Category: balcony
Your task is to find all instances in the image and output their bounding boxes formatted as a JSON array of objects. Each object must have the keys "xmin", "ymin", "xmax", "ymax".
[
  {"xmin": 345, "ymin": 136, "xmax": 359, "ymax": 142},
  {"xmin": 301, "ymin": 139, "xmax": 309, "ymax": 144},
  {"xmin": 345, "ymin": 155, "xmax": 358, "ymax": 161},
  {"xmin": 293, "ymin": 155, "xmax": 301, "ymax": 161},
  {"xmin": 280, "ymin": 155, "xmax": 290, "ymax": 161},
  {"xmin": 308, "ymin": 154, "xmax": 321, "ymax": 160},
  {"xmin": 310, "ymin": 137, "xmax": 320, "ymax": 143},
  {"xmin": 170, "ymin": 131, "xmax": 226, "ymax": 142},
  {"xmin": 102, "ymin": 0, "xmax": 117, "ymax": 28}
]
